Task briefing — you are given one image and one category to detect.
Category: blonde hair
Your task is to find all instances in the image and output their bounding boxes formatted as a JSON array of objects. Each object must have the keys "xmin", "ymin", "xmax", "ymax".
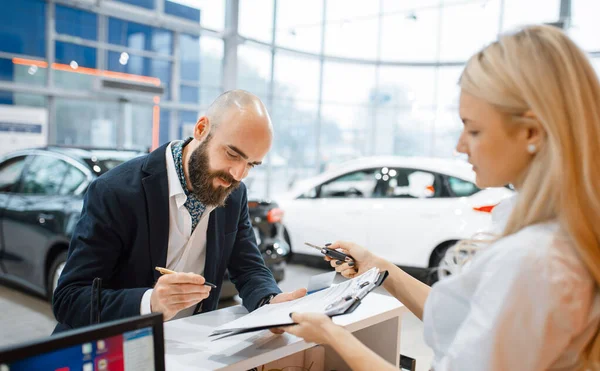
[{"xmin": 458, "ymin": 25, "xmax": 600, "ymax": 369}]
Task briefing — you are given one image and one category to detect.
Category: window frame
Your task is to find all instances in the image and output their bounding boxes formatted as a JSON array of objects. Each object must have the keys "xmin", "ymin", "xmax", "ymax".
[
  {"xmin": 0, "ymin": 154, "xmax": 29, "ymax": 194},
  {"xmin": 372, "ymin": 167, "xmax": 446, "ymax": 199},
  {"xmin": 442, "ymin": 174, "xmax": 481, "ymax": 198},
  {"xmin": 309, "ymin": 167, "xmax": 387, "ymax": 199},
  {"xmin": 14, "ymin": 151, "xmax": 93, "ymax": 197}
]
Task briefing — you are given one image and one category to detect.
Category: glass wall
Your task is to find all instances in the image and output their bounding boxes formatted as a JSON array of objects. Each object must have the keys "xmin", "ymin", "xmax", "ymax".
[{"xmin": 1, "ymin": 0, "xmax": 596, "ymax": 199}]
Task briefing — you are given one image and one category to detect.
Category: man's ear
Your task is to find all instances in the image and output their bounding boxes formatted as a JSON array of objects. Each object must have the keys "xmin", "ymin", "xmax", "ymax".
[{"xmin": 194, "ymin": 116, "xmax": 211, "ymax": 141}]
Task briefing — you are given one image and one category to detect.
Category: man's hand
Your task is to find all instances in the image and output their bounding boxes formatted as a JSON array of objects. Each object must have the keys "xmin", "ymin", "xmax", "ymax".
[
  {"xmin": 268, "ymin": 288, "xmax": 307, "ymax": 334},
  {"xmin": 150, "ymin": 272, "xmax": 212, "ymax": 321}
]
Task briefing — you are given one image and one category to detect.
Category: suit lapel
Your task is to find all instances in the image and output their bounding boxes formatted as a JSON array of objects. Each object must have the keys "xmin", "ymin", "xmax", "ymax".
[
  {"xmin": 141, "ymin": 144, "xmax": 171, "ymax": 283},
  {"xmin": 203, "ymin": 207, "xmax": 225, "ymax": 286}
]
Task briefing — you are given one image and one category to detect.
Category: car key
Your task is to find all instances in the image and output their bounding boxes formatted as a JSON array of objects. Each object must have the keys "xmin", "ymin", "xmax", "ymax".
[{"xmin": 304, "ymin": 242, "xmax": 353, "ymax": 262}]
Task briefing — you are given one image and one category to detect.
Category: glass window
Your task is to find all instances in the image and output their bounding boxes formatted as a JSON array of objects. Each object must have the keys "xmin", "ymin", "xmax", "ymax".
[
  {"xmin": 436, "ymin": 66, "xmax": 463, "ymax": 109},
  {"xmin": 374, "ymin": 108, "xmax": 433, "ymax": 157},
  {"xmin": 447, "ymin": 176, "xmax": 480, "ymax": 197},
  {"xmin": 19, "ymin": 155, "xmax": 69, "ymax": 195},
  {"xmin": 378, "ymin": 66, "xmax": 436, "ymax": 109},
  {"xmin": 322, "ymin": 62, "xmax": 376, "ymax": 104},
  {"xmin": 127, "ymin": 103, "xmax": 153, "ymax": 150},
  {"xmin": 501, "ymin": 0, "xmax": 560, "ymax": 32},
  {"xmin": 324, "ymin": 0, "xmax": 379, "ymax": 60},
  {"xmin": 180, "ymin": 34, "xmax": 201, "ymax": 82},
  {"xmin": 180, "ymin": 85, "xmax": 199, "ymax": 103},
  {"xmin": 373, "ymin": 168, "xmax": 439, "ymax": 198},
  {"xmin": 114, "ymin": 0, "xmax": 154, "ymax": 10},
  {"xmin": 54, "ymin": 70, "xmax": 95, "ymax": 91},
  {"xmin": 179, "ymin": 110, "xmax": 199, "ymax": 138},
  {"xmin": 59, "ymin": 165, "xmax": 87, "ymax": 195},
  {"xmin": 380, "ymin": 2, "xmax": 440, "ymax": 62},
  {"xmin": 55, "ymin": 99, "xmax": 119, "ymax": 147},
  {"xmin": 107, "ymin": 52, "xmax": 171, "ymax": 99},
  {"xmin": 108, "ymin": 18, "xmax": 172, "ymax": 55},
  {"xmin": 274, "ymin": 52, "xmax": 320, "ymax": 101},
  {"xmin": 239, "ymin": 0, "xmax": 274, "ymax": 43},
  {"xmin": 266, "ymin": 100, "xmax": 318, "ymax": 196},
  {"xmin": 166, "ymin": 0, "xmax": 225, "ymax": 30},
  {"xmin": 0, "ymin": 0, "xmax": 46, "ymax": 57},
  {"xmin": 320, "ymin": 104, "xmax": 369, "ymax": 167},
  {"xmin": 0, "ymin": 91, "xmax": 46, "ymax": 107},
  {"xmin": 319, "ymin": 169, "xmax": 379, "ymax": 198},
  {"xmin": 0, "ymin": 58, "xmax": 47, "ymax": 86},
  {"xmin": 432, "ymin": 109, "xmax": 462, "ymax": 158},
  {"xmin": 439, "ymin": 1, "xmax": 501, "ymax": 61},
  {"xmin": 179, "ymin": 34, "xmax": 223, "ymax": 86},
  {"xmin": 55, "ymin": 41, "xmax": 97, "ymax": 68},
  {"xmin": 159, "ymin": 108, "xmax": 171, "ymax": 145},
  {"xmin": 275, "ymin": 0, "xmax": 323, "ymax": 53},
  {"xmin": 237, "ymin": 44, "xmax": 272, "ymax": 102},
  {"xmin": 165, "ymin": 0, "xmax": 200, "ymax": 22},
  {"xmin": 179, "ymin": 86, "xmax": 221, "ymax": 106},
  {"xmin": 0, "ymin": 156, "xmax": 27, "ymax": 193},
  {"xmin": 569, "ymin": 0, "xmax": 600, "ymax": 52},
  {"xmin": 56, "ymin": 5, "xmax": 98, "ymax": 40}
]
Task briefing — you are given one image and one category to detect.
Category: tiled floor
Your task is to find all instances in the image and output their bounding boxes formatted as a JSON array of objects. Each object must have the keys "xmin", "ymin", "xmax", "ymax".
[{"xmin": 0, "ymin": 264, "xmax": 432, "ymax": 370}]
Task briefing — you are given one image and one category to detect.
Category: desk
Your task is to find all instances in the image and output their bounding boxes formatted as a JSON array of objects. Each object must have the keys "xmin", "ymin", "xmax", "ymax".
[{"xmin": 164, "ymin": 293, "xmax": 407, "ymax": 370}]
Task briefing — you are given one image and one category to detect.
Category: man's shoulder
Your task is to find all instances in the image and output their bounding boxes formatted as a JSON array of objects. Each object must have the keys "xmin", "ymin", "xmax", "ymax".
[
  {"xmin": 89, "ymin": 153, "xmax": 153, "ymax": 201},
  {"xmin": 96, "ymin": 153, "xmax": 151, "ymax": 184}
]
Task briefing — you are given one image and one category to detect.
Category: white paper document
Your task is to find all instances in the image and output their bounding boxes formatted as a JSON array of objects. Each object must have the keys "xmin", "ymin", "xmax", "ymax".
[{"xmin": 211, "ymin": 268, "xmax": 382, "ymax": 337}]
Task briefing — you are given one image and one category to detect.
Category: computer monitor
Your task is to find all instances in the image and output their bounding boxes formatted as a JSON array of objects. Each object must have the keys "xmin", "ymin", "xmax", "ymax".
[{"xmin": 0, "ymin": 313, "xmax": 164, "ymax": 371}]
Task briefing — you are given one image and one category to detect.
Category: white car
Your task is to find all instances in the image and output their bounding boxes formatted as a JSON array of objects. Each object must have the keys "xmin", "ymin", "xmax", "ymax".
[{"xmin": 275, "ymin": 156, "xmax": 514, "ymax": 282}]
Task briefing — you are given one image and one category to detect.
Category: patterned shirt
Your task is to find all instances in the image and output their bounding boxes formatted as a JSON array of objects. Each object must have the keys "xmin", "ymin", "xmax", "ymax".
[{"xmin": 171, "ymin": 139, "xmax": 206, "ymax": 232}]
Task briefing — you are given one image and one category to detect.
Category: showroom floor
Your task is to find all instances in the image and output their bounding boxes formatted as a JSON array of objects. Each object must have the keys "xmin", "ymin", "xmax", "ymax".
[{"xmin": 0, "ymin": 264, "xmax": 432, "ymax": 371}]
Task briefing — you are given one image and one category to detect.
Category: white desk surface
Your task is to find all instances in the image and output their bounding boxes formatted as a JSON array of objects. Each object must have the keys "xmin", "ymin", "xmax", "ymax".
[{"xmin": 163, "ymin": 293, "xmax": 406, "ymax": 371}]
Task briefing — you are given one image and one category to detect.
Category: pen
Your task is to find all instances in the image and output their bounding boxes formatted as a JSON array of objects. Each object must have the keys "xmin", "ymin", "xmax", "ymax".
[{"xmin": 154, "ymin": 266, "xmax": 218, "ymax": 289}]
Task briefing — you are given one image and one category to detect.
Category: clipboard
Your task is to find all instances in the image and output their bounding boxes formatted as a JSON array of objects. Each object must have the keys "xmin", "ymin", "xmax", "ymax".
[{"xmin": 209, "ymin": 268, "xmax": 389, "ymax": 340}]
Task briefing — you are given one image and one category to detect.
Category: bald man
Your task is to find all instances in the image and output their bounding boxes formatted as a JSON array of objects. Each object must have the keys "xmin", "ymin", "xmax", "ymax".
[{"xmin": 53, "ymin": 90, "xmax": 305, "ymax": 331}]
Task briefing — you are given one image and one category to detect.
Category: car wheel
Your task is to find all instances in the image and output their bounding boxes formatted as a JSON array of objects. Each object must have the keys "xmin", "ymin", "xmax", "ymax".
[
  {"xmin": 47, "ymin": 251, "xmax": 67, "ymax": 299},
  {"xmin": 428, "ymin": 241, "xmax": 458, "ymax": 285}
]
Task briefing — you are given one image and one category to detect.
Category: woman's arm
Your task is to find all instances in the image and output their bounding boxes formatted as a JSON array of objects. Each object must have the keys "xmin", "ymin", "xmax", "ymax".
[
  {"xmin": 284, "ymin": 313, "xmax": 397, "ymax": 371},
  {"xmin": 378, "ymin": 259, "xmax": 431, "ymax": 320},
  {"xmin": 326, "ymin": 241, "xmax": 432, "ymax": 320},
  {"xmin": 324, "ymin": 324, "xmax": 398, "ymax": 371}
]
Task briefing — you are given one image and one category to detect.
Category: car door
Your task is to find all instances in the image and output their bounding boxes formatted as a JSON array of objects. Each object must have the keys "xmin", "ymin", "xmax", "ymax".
[
  {"xmin": 0, "ymin": 155, "xmax": 28, "ymax": 268},
  {"xmin": 365, "ymin": 167, "xmax": 459, "ymax": 268},
  {"xmin": 286, "ymin": 168, "xmax": 378, "ymax": 256},
  {"xmin": 2, "ymin": 153, "xmax": 71, "ymax": 286}
]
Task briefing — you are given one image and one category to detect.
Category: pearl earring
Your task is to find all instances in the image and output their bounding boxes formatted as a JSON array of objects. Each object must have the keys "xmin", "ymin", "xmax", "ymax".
[{"xmin": 527, "ymin": 144, "xmax": 537, "ymax": 154}]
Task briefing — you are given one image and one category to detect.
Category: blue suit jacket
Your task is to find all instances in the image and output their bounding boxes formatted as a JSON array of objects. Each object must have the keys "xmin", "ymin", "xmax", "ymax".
[{"xmin": 52, "ymin": 143, "xmax": 281, "ymax": 331}]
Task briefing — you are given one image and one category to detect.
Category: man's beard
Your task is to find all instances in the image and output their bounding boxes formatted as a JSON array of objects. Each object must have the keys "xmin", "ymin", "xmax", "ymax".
[{"xmin": 188, "ymin": 140, "xmax": 240, "ymax": 207}]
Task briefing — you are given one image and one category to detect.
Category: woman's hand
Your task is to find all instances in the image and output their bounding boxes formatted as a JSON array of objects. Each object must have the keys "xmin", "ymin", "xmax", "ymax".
[
  {"xmin": 326, "ymin": 241, "xmax": 384, "ymax": 278},
  {"xmin": 282, "ymin": 312, "xmax": 342, "ymax": 344}
]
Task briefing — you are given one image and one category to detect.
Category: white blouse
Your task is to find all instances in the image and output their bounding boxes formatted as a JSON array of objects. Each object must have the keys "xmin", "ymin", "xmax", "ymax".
[{"xmin": 423, "ymin": 196, "xmax": 600, "ymax": 371}]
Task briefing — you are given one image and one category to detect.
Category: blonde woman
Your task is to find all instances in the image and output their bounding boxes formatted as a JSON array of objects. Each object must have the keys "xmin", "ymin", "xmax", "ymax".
[{"xmin": 282, "ymin": 25, "xmax": 600, "ymax": 370}]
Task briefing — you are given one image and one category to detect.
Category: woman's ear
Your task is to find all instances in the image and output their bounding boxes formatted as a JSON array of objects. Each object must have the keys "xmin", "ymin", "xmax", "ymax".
[{"xmin": 522, "ymin": 111, "xmax": 546, "ymax": 149}]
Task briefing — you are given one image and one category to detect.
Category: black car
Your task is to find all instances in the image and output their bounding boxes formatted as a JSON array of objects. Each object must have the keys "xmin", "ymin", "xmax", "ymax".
[
  {"xmin": 219, "ymin": 199, "xmax": 290, "ymax": 298},
  {"xmin": 0, "ymin": 146, "xmax": 289, "ymax": 300}
]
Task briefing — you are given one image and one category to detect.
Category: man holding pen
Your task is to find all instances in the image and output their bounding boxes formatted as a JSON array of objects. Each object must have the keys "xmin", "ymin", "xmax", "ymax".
[{"xmin": 52, "ymin": 90, "xmax": 306, "ymax": 331}]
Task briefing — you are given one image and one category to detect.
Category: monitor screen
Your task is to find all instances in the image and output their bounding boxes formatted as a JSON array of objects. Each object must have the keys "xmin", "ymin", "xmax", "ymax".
[{"xmin": 0, "ymin": 314, "xmax": 163, "ymax": 371}]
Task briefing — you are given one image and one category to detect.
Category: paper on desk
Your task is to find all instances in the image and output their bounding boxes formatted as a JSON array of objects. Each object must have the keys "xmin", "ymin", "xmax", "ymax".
[{"xmin": 211, "ymin": 267, "xmax": 381, "ymax": 335}]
